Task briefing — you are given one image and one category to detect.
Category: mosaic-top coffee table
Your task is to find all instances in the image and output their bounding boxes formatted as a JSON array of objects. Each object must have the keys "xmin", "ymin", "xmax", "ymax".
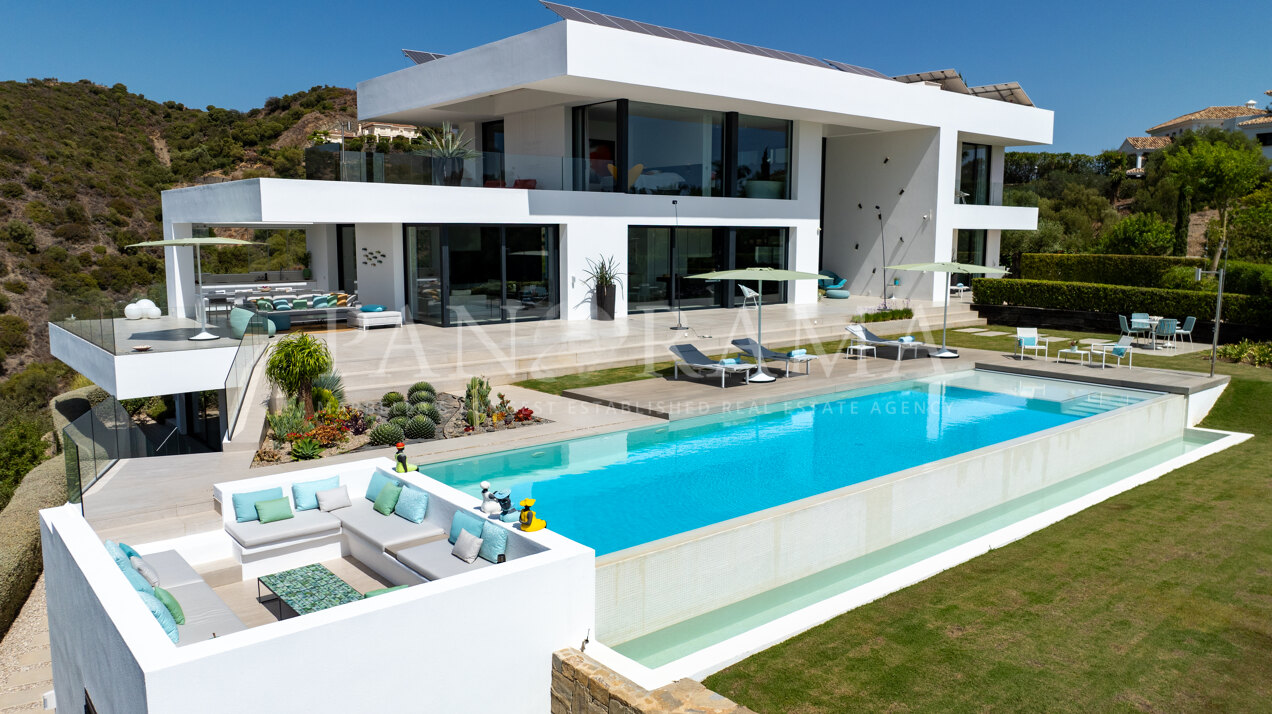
[{"xmin": 257, "ymin": 563, "xmax": 362, "ymax": 619}]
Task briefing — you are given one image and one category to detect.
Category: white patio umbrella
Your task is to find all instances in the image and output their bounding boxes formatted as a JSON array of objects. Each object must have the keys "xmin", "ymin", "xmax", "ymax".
[
  {"xmin": 130, "ymin": 237, "xmax": 258, "ymax": 341},
  {"xmin": 685, "ymin": 267, "xmax": 829, "ymax": 382},
  {"xmin": 885, "ymin": 261, "xmax": 1009, "ymax": 358}
]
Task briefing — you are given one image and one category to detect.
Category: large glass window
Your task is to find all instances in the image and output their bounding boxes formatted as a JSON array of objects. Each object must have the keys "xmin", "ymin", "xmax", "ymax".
[
  {"xmin": 573, "ymin": 101, "xmax": 619, "ymax": 192},
  {"xmin": 481, "ymin": 120, "xmax": 505, "ymax": 187},
  {"xmin": 957, "ymin": 143, "xmax": 991, "ymax": 205},
  {"xmin": 404, "ymin": 225, "xmax": 559, "ymax": 326},
  {"xmin": 627, "ymin": 226, "xmax": 788, "ymax": 311},
  {"xmin": 953, "ymin": 229, "xmax": 987, "ymax": 286},
  {"xmin": 737, "ymin": 115, "xmax": 792, "ymax": 199},
  {"xmin": 628, "ymin": 102, "xmax": 723, "ymax": 196}
]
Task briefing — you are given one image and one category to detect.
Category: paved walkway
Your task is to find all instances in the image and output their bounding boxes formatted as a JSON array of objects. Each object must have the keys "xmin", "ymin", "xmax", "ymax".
[{"xmin": 0, "ymin": 578, "xmax": 50, "ymax": 713}]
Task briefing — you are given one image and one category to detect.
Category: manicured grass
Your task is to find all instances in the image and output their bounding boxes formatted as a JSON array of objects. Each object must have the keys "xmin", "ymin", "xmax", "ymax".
[
  {"xmin": 514, "ymin": 361, "xmax": 675, "ymax": 396},
  {"xmin": 703, "ymin": 327, "xmax": 1272, "ymax": 712}
]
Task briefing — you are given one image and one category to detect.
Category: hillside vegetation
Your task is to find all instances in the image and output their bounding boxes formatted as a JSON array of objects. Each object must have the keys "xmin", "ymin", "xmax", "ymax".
[{"xmin": 0, "ymin": 78, "xmax": 355, "ymax": 371}]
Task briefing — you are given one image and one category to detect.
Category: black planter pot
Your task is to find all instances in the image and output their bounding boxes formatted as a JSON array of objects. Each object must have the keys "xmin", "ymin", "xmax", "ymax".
[
  {"xmin": 431, "ymin": 157, "xmax": 465, "ymax": 186},
  {"xmin": 595, "ymin": 285, "xmax": 616, "ymax": 321}
]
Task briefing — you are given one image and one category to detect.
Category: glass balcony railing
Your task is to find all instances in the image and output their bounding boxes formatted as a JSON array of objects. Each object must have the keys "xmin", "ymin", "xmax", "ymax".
[{"xmin": 305, "ymin": 146, "xmax": 568, "ymax": 191}]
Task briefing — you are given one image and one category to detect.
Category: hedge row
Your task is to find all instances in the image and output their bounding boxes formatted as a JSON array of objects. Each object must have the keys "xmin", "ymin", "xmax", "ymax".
[
  {"xmin": 972, "ymin": 278, "xmax": 1272, "ymax": 327},
  {"xmin": 0, "ymin": 457, "xmax": 66, "ymax": 641},
  {"xmin": 1019, "ymin": 253, "xmax": 1272, "ymax": 297}
]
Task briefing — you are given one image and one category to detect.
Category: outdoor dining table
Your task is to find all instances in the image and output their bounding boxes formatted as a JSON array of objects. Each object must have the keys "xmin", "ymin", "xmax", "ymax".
[{"xmin": 1138, "ymin": 315, "xmax": 1173, "ymax": 350}]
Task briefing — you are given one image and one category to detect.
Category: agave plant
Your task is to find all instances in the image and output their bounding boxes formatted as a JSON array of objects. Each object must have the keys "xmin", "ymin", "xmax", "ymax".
[
  {"xmin": 368, "ymin": 423, "xmax": 405, "ymax": 446},
  {"xmin": 290, "ymin": 438, "xmax": 324, "ymax": 461},
  {"xmin": 408, "ymin": 381, "xmax": 436, "ymax": 396},
  {"xmin": 404, "ymin": 415, "xmax": 436, "ymax": 440},
  {"xmin": 388, "ymin": 401, "xmax": 415, "ymax": 419},
  {"xmin": 416, "ymin": 122, "xmax": 481, "ymax": 159},
  {"xmin": 312, "ymin": 371, "xmax": 346, "ymax": 404}
]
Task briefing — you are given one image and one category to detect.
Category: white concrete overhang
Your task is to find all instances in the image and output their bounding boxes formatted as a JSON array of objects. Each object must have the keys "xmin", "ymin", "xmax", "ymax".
[
  {"xmin": 946, "ymin": 204, "xmax": 1039, "ymax": 232},
  {"xmin": 49, "ymin": 323, "xmax": 238, "ymax": 400},
  {"xmin": 357, "ymin": 20, "xmax": 1053, "ymax": 146}
]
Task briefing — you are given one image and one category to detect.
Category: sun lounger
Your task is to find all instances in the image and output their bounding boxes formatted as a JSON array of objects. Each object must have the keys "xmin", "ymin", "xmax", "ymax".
[
  {"xmin": 845, "ymin": 324, "xmax": 926, "ymax": 361},
  {"xmin": 668, "ymin": 344, "xmax": 759, "ymax": 388},
  {"xmin": 731, "ymin": 338, "xmax": 817, "ymax": 377}
]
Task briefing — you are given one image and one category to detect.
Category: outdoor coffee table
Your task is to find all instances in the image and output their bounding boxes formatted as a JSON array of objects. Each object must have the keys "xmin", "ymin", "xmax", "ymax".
[
  {"xmin": 1054, "ymin": 347, "xmax": 1091, "ymax": 366},
  {"xmin": 257, "ymin": 563, "xmax": 362, "ymax": 620}
]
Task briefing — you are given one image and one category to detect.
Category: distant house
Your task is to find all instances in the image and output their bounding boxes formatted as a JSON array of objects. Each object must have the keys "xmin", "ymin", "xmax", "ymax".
[
  {"xmin": 1120, "ymin": 99, "xmax": 1272, "ymax": 173},
  {"xmin": 358, "ymin": 121, "xmax": 420, "ymax": 140}
]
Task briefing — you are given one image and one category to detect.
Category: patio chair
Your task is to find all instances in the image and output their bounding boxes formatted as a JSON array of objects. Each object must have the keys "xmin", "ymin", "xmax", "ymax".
[
  {"xmin": 731, "ymin": 338, "xmax": 818, "ymax": 377},
  {"xmin": 1175, "ymin": 316, "xmax": 1196, "ymax": 344},
  {"xmin": 737, "ymin": 284, "xmax": 761, "ymax": 309},
  {"xmin": 1154, "ymin": 318, "xmax": 1178, "ymax": 349},
  {"xmin": 1093, "ymin": 335, "xmax": 1134, "ymax": 368},
  {"xmin": 845, "ymin": 324, "xmax": 926, "ymax": 361},
  {"xmin": 1013, "ymin": 327, "xmax": 1047, "ymax": 360},
  {"xmin": 818, "ymin": 271, "xmax": 847, "ymax": 291},
  {"xmin": 668, "ymin": 344, "xmax": 758, "ymax": 388},
  {"xmin": 1119, "ymin": 314, "xmax": 1147, "ymax": 345},
  {"xmin": 1130, "ymin": 312, "xmax": 1151, "ymax": 332}
]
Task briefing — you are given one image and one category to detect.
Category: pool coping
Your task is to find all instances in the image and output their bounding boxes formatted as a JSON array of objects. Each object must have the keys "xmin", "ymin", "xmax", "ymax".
[{"xmin": 975, "ymin": 360, "xmax": 1229, "ymax": 395}]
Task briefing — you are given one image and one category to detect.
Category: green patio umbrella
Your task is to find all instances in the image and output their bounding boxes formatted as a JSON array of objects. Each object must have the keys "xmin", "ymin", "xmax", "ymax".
[
  {"xmin": 885, "ymin": 261, "xmax": 1009, "ymax": 359},
  {"xmin": 130, "ymin": 237, "xmax": 258, "ymax": 341},
  {"xmin": 685, "ymin": 267, "xmax": 829, "ymax": 382}
]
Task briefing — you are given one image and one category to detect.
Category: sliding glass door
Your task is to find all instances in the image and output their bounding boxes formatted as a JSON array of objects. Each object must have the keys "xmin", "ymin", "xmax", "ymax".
[
  {"xmin": 627, "ymin": 226, "xmax": 788, "ymax": 312},
  {"xmin": 404, "ymin": 224, "xmax": 559, "ymax": 326}
]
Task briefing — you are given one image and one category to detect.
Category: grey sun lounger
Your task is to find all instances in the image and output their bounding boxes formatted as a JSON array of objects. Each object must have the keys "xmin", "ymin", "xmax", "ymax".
[
  {"xmin": 731, "ymin": 338, "xmax": 818, "ymax": 377},
  {"xmin": 845, "ymin": 323, "xmax": 927, "ymax": 361},
  {"xmin": 669, "ymin": 344, "xmax": 759, "ymax": 388}
]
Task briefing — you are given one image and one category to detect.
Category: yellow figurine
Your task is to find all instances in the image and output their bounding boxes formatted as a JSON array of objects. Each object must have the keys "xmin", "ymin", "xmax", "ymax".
[{"xmin": 518, "ymin": 498, "xmax": 546, "ymax": 532}]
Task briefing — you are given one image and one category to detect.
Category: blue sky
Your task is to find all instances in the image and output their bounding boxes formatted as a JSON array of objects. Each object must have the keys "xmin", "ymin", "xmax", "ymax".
[{"xmin": 3, "ymin": 0, "xmax": 1266, "ymax": 154}]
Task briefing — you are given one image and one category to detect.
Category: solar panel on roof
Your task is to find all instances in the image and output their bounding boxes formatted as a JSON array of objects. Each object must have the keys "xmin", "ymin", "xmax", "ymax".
[
  {"xmin": 402, "ymin": 49, "xmax": 447, "ymax": 65},
  {"xmin": 540, "ymin": 1, "xmax": 893, "ymax": 79}
]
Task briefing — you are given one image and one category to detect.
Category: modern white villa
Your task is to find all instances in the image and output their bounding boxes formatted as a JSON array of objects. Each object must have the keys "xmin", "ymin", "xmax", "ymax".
[{"xmin": 38, "ymin": 5, "xmax": 1254, "ymax": 714}]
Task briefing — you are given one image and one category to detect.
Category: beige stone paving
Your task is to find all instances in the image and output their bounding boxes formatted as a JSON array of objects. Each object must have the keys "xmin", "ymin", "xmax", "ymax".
[{"xmin": 0, "ymin": 577, "xmax": 51, "ymax": 713}]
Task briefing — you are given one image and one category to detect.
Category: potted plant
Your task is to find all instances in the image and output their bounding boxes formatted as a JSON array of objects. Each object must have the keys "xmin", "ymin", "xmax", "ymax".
[
  {"xmin": 743, "ymin": 147, "xmax": 786, "ymax": 199},
  {"xmin": 417, "ymin": 122, "xmax": 481, "ymax": 186},
  {"xmin": 582, "ymin": 255, "xmax": 623, "ymax": 321}
]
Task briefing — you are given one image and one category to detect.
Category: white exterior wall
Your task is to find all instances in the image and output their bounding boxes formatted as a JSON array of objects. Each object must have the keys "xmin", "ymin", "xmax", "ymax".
[
  {"xmin": 305, "ymin": 224, "xmax": 338, "ymax": 292},
  {"xmin": 163, "ymin": 222, "xmax": 195, "ymax": 319},
  {"xmin": 352, "ymin": 222, "xmax": 404, "ymax": 312}
]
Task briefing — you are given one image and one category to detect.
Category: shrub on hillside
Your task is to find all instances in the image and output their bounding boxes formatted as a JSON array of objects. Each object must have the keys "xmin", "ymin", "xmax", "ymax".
[
  {"xmin": 1, "ymin": 221, "xmax": 36, "ymax": 254},
  {"xmin": 0, "ymin": 315, "xmax": 28, "ymax": 354},
  {"xmin": 0, "ymin": 183, "xmax": 22, "ymax": 199},
  {"xmin": 1018, "ymin": 253, "xmax": 1272, "ymax": 298},
  {"xmin": 1096, "ymin": 213, "xmax": 1174, "ymax": 255},
  {"xmin": 0, "ymin": 458, "xmax": 63, "ymax": 641}
]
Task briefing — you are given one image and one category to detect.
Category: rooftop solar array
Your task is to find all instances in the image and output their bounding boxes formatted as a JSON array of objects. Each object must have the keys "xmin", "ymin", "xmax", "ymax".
[
  {"xmin": 540, "ymin": 1, "xmax": 893, "ymax": 81},
  {"xmin": 968, "ymin": 82, "xmax": 1034, "ymax": 107},
  {"xmin": 402, "ymin": 49, "xmax": 447, "ymax": 65}
]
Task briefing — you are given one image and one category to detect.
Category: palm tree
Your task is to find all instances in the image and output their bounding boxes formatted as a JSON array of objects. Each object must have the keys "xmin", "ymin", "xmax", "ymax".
[{"xmin": 264, "ymin": 334, "xmax": 333, "ymax": 418}]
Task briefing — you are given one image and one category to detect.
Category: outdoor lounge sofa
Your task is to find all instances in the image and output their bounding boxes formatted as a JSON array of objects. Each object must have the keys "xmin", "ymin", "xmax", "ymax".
[
  {"xmin": 731, "ymin": 338, "xmax": 818, "ymax": 377},
  {"xmin": 143, "ymin": 550, "xmax": 247, "ymax": 644},
  {"xmin": 668, "ymin": 344, "xmax": 759, "ymax": 388},
  {"xmin": 845, "ymin": 324, "xmax": 928, "ymax": 361}
]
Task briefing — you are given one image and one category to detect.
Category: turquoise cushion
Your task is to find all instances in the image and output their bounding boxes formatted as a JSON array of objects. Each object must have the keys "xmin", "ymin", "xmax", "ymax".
[
  {"xmin": 153, "ymin": 586, "xmax": 186, "ymax": 625},
  {"xmin": 104, "ymin": 540, "xmax": 131, "ymax": 570},
  {"xmin": 787, "ymin": 349, "xmax": 806, "ymax": 357},
  {"xmin": 719, "ymin": 358, "xmax": 738, "ymax": 365},
  {"xmin": 120, "ymin": 563, "xmax": 153, "ymax": 593},
  {"xmin": 449, "ymin": 510, "xmax": 485, "ymax": 545},
  {"xmin": 897, "ymin": 336, "xmax": 915, "ymax": 343},
  {"xmin": 478, "ymin": 522, "xmax": 508, "ymax": 564},
  {"xmin": 393, "ymin": 486, "xmax": 429, "ymax": 524},
  {"xmin": 117, "ymin": 542, "xmax": 141, "ymax": 560},
  {"xmin": 373, "ymin": 483, "xmax": 403, "ymax": 515},
  {"xmin": 255, "ymin": 497, "xmax": 294, "ymax": 524},
  {"xmin": 364, "ymin": 584, "xmax": 408, "ymax": 598},
  {"xmin": 365, "ymin": 471, "xmax": 400, "ymax": 502},
  {"xmin": 231, "ymin": 487, "xmax": 284, "ymax": 523},
  {"xmin": 1019, "ymin": 336, "xmax": 1036, "ymax": 347},
  {"xmin": 273, "ymin": 300, "xmax": 292, "ymax": 311},
  {"xmin": 313, "ymin": 295, "xmax": 329, "ymax": 308},
  {"xmin": 1112, "ymin": 346, "xmax": 1128, "ymax": 357},
  {"xmin": 291, "ymin": 476, "xmax": 340, "ymax": 511},
  {"xmin": 138, "ymin": 590, "xmax": 179, "ymax": 643},
  {"xmin": 360, "ymin": 304, "xmax": 386, "ymax": 313}
]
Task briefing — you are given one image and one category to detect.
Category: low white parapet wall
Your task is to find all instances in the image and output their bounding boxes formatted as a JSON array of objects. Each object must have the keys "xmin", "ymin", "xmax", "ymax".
[{"xmin": 596, "ymin": 392, "xmax": 1186, "ymax": 644}]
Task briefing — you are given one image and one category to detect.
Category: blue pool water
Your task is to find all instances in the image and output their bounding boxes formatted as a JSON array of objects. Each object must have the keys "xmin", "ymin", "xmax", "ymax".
[{"xmin": 423, "ymin": 371, "xmax": 1152, "ymax": 556}]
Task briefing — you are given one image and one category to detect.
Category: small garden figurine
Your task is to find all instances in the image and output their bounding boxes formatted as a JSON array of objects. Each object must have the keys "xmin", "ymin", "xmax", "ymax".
[{"xmin": 518, "ymin": 498, "xmax": 546, "ymax": 532}]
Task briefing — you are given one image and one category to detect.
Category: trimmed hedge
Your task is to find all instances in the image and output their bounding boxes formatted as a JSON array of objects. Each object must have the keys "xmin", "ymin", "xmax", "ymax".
[
  {"xmin": 0, "ymin": 457, "xmax": 65, "ymax": 641},
  {"xmin": 1019, "ymin": 253, "xmax": 1272, "ymax": 297},
  {"xmin": 972, "ymin": 278, "xmax": 1272, "ymax": 327}
]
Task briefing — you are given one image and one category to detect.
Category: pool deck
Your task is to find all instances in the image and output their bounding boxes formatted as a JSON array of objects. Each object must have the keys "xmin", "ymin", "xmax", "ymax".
[{"xmin": 563, "ymin": 347, "xmax": 1229, "ymax": 420}]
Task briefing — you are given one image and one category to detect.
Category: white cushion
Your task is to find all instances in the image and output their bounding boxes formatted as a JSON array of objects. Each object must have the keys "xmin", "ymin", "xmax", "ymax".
[
  {"xmin": 451, "ymin": 529, "xmax": 483, "ymax": 564},
  {"xmin": 316, "ymin": 485, "xmax": 351, "ymax": 512},
  {"xmin": 130, "ymin": 556, "xmax": 161, "ymax": 588}
]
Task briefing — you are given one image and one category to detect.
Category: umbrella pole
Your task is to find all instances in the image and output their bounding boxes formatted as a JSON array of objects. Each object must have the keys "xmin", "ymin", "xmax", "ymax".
[
  {"xmin": 750, "ymin": 278, "xmax": 776, "ymax": 382},
  {"xmin": 935, "ymin": 272, "xmax": 957, "ymax": 358},
  {"xmin": 188, "ymin": 245, "xmax": 220, "ymax": 341}
]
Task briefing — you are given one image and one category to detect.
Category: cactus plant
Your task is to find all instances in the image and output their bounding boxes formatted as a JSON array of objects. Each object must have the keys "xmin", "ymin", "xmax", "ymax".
[
  {"xmin": 390, "ymin": 416, "xmax": 409, "ymax": 429},
  {"xmin": 465, "ymin": 376, "xmax": 492, "ymax": 415},
  {"xmin": 381, "ymin": 391, "xmax": 405, "ymax": 407},
  {"xmin": 408, "ymin": 381, "xmax": 436, "ymax": 396},
  {"xmin": 466, "ymin": 408, "xmax": 484, "ymax": 429},
  {"xmin": 417, "ymin": 403, "xmax": 441, "ymax": 424},
  {"xmin": 388, "ymin": 401, "xmax": 415, "ymax": 419},
  {"xmin": 408, "ymin": 390, "xmax": 436, "ymax": 405},
  {"xmin": 368, "ymin": 423, "xmax": 405, "ymax": 446},
  {"xmin": 404, "ymin": 414, "xmax": 436, "ymax": 439}
]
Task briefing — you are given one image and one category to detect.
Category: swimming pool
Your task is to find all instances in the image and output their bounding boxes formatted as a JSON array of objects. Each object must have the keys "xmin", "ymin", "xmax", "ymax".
[{"xmin": 422, "ymin": 370, "xmax": 1154, "ymax": 556}]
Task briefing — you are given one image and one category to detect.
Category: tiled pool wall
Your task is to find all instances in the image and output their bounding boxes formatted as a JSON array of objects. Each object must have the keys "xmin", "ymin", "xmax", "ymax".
[{"xmin": 595, "ymin": 391, "xmax": 1186, "ymax": 645}]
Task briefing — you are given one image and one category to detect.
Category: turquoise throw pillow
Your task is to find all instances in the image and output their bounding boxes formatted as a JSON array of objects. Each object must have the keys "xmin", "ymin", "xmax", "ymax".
[
  {"xmin": 117, "ymin": 542, "xmax": 141, "ymax": 560},
  {"xmin": 256, "ymin": 497, "xmax": 294, "ymax": 524},
  {"xmin": 138, "ymin": 591, "xmax": 179, "ymax": 643},
  {"xmin": 153, "ymin": 586, "xmax": 185, "ymax": 625},
  {"xmin": 313, "ymin": 295, "xmax": 328, "ymax": 308},
  {"xmin": 365, "ymin": 471, "xmax": 400, "ymax": 502},
  {"xmin": 232, "ymin": 487, "xmax": 284, "ymax": 523},
  {"xmin": 373, "ymin": 483, "xmax": 403, "ymax": 515},
  {"xmin": 104, "ymin": 540, "xmax": 131, "ymax": 570},
  {"xmin": 393, "ymin": 486, "xmax": 429, "ymax": 524},
  {"xmin": 292, "ymin": 476, "xmax": 340, "ymax": 511},
  {"xmin": 364, "ymin": 584, "xmax": 408, "ymax": 598},
  {"xmin": 360, "ymin": 304, "xmax": 386, "ymax": 313},
  {"xmin": 448, "ymin": 510, "xmax": 485, "ymax": 545},
  {"xmin": 120, "ymin": 563, "xmax": 153, "ymax": 594},
  {"xmin": 478, "ymin": 522, "xmax": 508, "ymax": 564}
]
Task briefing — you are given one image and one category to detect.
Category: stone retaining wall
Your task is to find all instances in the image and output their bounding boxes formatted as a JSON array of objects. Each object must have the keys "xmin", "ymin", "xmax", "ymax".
[{"xmin": 551, "ymin": 649, "xmax": 755, "ymax": 714}]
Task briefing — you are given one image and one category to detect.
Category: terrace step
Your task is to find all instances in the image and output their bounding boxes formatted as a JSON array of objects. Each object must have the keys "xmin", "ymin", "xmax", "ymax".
[{"xmin": 196, "ymin": 558, "xmax": 242, "ymax": 588}]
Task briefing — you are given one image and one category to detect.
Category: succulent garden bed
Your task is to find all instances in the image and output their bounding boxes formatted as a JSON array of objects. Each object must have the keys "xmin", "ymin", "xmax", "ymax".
[{"xmin": 253, "ymin": 377, "xmax": 548, "ymax": 467}]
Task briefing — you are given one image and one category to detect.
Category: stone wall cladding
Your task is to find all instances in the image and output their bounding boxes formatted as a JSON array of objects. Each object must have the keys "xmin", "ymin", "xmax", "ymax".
[{"xmin": 551, "ymin": 648, "xmax": 757, "ymax": 714}]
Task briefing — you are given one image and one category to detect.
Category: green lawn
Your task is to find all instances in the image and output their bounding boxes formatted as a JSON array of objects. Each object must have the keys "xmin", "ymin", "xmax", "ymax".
[{"xmin": 702, "ymin": 327, "xmax": 1272, "ymax": 713}]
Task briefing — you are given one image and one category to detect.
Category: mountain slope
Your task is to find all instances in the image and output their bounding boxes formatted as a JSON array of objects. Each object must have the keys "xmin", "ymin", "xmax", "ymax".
[{"xmin": 0, "ymin": 79, "xmax": 356, "ymax": 370}]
